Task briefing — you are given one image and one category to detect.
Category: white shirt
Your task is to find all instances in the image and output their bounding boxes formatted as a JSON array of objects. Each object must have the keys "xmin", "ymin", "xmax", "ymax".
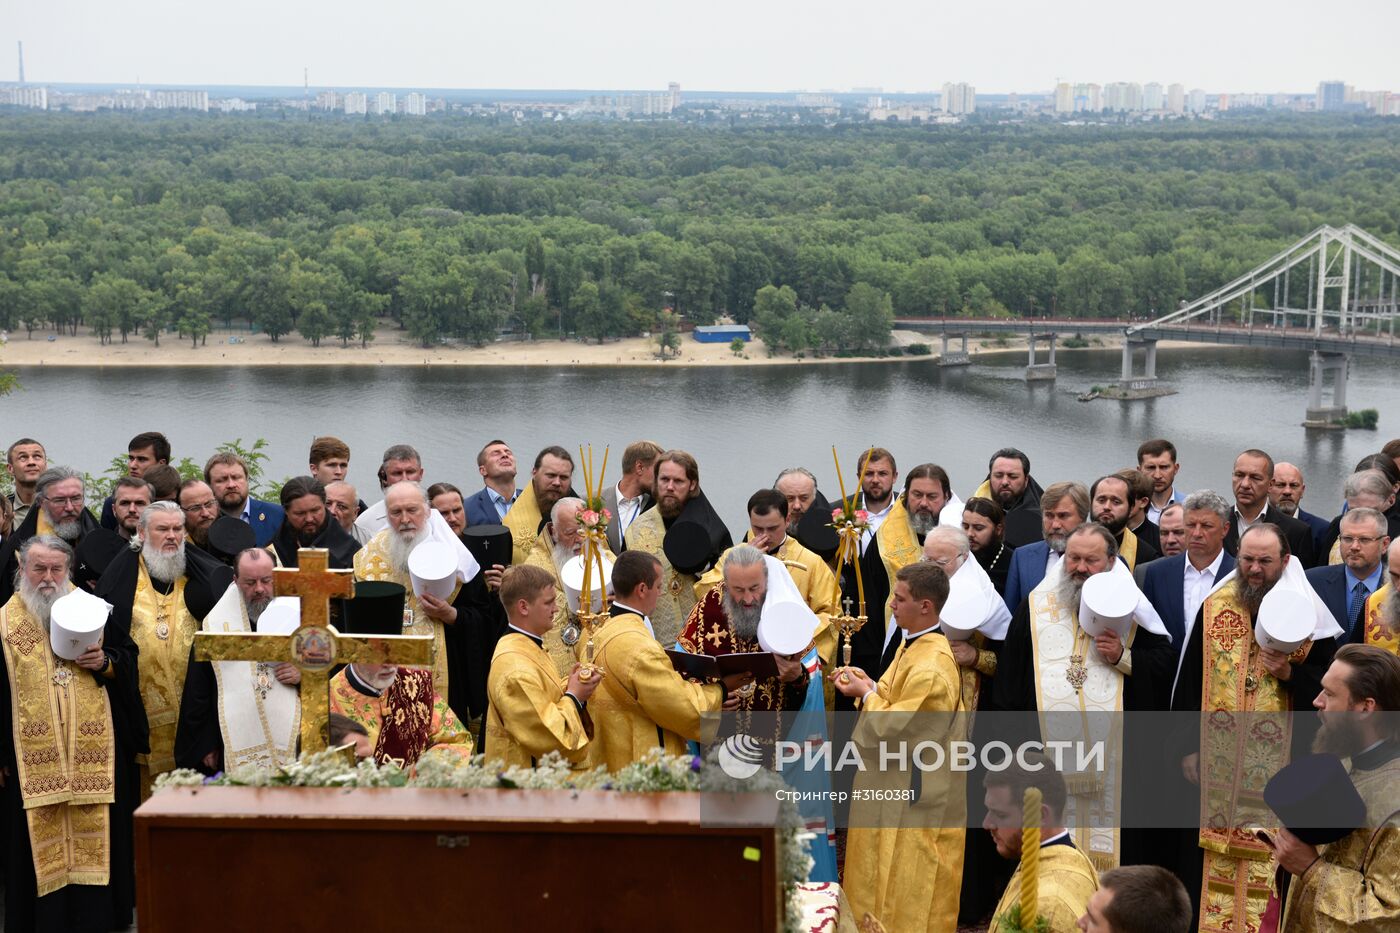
[
  {"xmin": 614, "ymin": 483, "xmax": 645, "ymax": 538},
  {"xmin": 859, "ymin": 499, "xmax": 894, "ymax": 555},
  {"xmin": 1234, "ymin": 503, "xmax": 1269, "ymax": 539},
  {"xmin": 1182, "ymin": 549, "xmax": 1226, "ymax": 641},
  {"xmin": 1045, "ymin": 549, "xmax": 1063, "ymax": 576}
]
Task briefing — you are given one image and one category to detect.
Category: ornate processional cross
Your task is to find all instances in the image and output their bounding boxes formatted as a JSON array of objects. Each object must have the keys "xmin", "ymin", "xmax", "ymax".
[{"xmin": 193, "ymin": 548, "xmax": 434, "ymax": 754}]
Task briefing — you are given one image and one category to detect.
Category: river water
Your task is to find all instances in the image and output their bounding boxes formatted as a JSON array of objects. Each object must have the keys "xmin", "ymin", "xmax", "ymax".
[{"xmin": 4, "ymin": 346, "xmax": 1396, "ymax": 529}]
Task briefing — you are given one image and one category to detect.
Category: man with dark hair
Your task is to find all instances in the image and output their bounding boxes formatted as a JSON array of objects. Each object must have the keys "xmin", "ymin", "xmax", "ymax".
[
  {"xmin": 427, "ymin": 482, "xmax": 467, "ymax": 536},
  {"xmin": 837, "ymin": 560, "xmax": 964, "ymax": 932},
  {"xmin": 1115, "ymin": 467, "xmax": 1162, "ymax": 556},
  {"xmin": 271, "ymin": 475, "xmax": 360, "ymax": 569},
  {"xmin": 601, "ymin": 439, "xmax": 661, "ymax": 554},
  {"xmin": 971, "ymin": 447, "xmax": 1045, "ymax": 548},
  {"xmin": 143, "ymin": 464, "xmax": 181, "ymax": 502},
  {"xmin": 1141, "ymin": 490, "xmax": 1235, "ymax": 668},
  {"xmin": 1137, "ymin": 438, "xmax": 1184, "ymax": 524},
  {"xmin": 307, "ymin": 436, "xmax": 350, "ymax": 484},
  {"xmin": 1223, "ymin": 449, "xmax": 1316, "ymax": 568},
  {"xmin": 354, "ymin": 444, "xmax": 425, "ymax": 539},
  {"xmin": 1079, "ymin": 865, "xmax": 1191, "ymax": 933},
  {"xmin": 463, "ymin": 439, "xmax": 518, "ymax": 527},
  {"xmin": 1272, "ymin": 644, "xmax": 1400, "ymax": 931},
  {"xmin": 503, "ymin": 446, "xmax": 574, "ymax": 567},
  {"xmin": 100, "ymin": 432, "xmax": 171, "ymax": 531},
  {"xmin": 903, "ymin": 462, "xmax": 964, "ymax": 541},
  {"xmin": 1171, "ymin": 522, "xmax": 1341, "ymax": 932},
  {"xmin": 5, "ymin": 437, "xmax": 47, "ymax": 526},
  {"xmin": 1090, "ymin": 473, "xmax": 1160, "ymax": 571},
  {"xmin": 110, "ymin": 476, "xmax": 153, "ymax": 541},
  {"xmin": 583, "ymin": 550, "xmax": 732, "ymax": 771},
  {"xmin": 694, "ymin": 489, "xmax": 838, "ymax": 665},
  {"xmin": 0, "ymin": 465, "xmax": 119, "ymax": 604},
  {"xmin": 1003, "ymin": 481, "xmax": 1090, "ymax": 613},
  {"xmin": 963, "ymin": 496, "xmax": 1014, "ymax": 596},
  {"xmin": 984, "ymin": 755, "xmax": 1099, "ymax": 933},
  {"xmin": 203, "ymin": 452, "xmax": 284, "ymax": 547},
  {"xmin": 626, "ymin": 449, "xmax": 732, "ymax": 648}
]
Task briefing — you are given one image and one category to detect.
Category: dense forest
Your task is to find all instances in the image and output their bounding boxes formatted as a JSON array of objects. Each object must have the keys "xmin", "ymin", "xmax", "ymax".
[{"xmin": 0, "ymin": 112, "xmax": 1398, "ymax": 352}]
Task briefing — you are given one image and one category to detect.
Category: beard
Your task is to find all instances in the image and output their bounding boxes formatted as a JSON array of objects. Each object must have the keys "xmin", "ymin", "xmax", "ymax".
[
  {"xmin": 356, "ymin": 664, "xmax": 399, "ymax": 694},
  {"xmin": 1312, "ymin": 714, "xmax": 1368, "ymax": 757},
  {"xmin": 386, "ymin": 523, "xmax": 429, "ymax": 573},
  {"xmin": 551, "ymin": 540, "xmax": 581, "ymax": 575},
  {"xmin": 295, "ymin": 519, "xmax": 324, "ymax": 547},
  {"xmin": 19, "ymin": 576, "xmax": 71, "ymax": 629},
  {"xmin": 1233, "ymin": 575, "xmax": 1277, "ymax": 618},
  {"xmin": 143, "ymin": 541, "xmax": 187, "ymax": 584},
  {"xmin": 188, "ymin": 524, "xmax": 210, "ymax": 547},
  {"xmin": 1274, "ymin": 499, "xmax": 1299, "ymax": 517},
  {"xmin": 52, "ymin": 519, "xmax": 82, "ymax": 541},
  {"xmin": 722, "ymin": 589, "xmax": 764, "ymax": 644},
  {"xmin": 1096, "ymin": 513, "xmax": 1127, "ymax": 536},
  {"xmin": 1055, "ymin": 574, "xmax": 1085, "ymax": 614},
  {"xmin": 994, "ymin": 486, "xmax": 1020, "ymax": 508},
  {"xmin": 657, "ymin": 492, "xmax": 688, "ymax": 520},
  {"xmin": 1045, "ymin": 533, "xmax": 1068, "ymax": 555},
  {"xmin": 246, "ymin": 595, "xmax": 272, "ymax": 625},
  {"xmin": 908, "ymin": 509, "xmax": 937, "ymax": 538}
]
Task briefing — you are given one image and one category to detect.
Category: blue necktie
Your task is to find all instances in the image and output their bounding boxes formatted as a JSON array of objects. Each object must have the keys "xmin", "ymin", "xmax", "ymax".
[{"xmin": 1348, "ymin": 581, "xmax": 1369, "ymax": 628}]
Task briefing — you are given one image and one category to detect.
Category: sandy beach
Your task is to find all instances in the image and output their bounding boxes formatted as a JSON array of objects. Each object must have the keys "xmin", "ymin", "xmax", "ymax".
[{"xmin": 0, "ymin": 326, "xmax": 1199, "ymax": 369}]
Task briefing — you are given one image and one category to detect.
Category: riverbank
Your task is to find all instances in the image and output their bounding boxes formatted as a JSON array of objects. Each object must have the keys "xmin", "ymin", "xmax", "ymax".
[{"xmin": 0, "ymin": 327, "xmax": 1220, "ymax": 369}]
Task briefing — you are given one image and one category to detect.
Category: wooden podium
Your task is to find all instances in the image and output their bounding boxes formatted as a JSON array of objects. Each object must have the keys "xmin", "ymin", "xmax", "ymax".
[{"xmin": 136, "ymin": 787, "xmax": 784, "ymax": 932}]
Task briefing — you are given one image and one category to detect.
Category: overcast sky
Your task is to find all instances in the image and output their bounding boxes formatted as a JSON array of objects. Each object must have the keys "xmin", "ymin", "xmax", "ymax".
[{"xmin": 4, "ymin": 0, "xmax": 1396, "ymax": 94}]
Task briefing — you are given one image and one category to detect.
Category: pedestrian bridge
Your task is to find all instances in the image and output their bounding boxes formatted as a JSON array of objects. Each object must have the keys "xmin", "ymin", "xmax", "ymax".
[{"xmin": 896, "ymin": 224, "xmax": 1400, "ymax": 427}]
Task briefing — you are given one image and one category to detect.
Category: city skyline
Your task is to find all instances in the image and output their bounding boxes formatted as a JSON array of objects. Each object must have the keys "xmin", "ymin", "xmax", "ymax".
[{"xmin": 3, "ymin": 0, "xmax": 1396, "ymax": 96}]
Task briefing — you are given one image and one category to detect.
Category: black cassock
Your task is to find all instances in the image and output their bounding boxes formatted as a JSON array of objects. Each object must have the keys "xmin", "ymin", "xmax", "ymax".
[
  {"xmin": 835, "ymin": 532, "xmax": 901, "ymax": 713},
  {"xmin": 0, "ymin": 609, "xmax": 148, "ymax": 933}
]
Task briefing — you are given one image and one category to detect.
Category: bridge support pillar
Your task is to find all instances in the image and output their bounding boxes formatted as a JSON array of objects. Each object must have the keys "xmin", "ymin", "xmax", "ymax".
[
  {"xmin": 1026, "ymin": 332, "xmax": 1056, "ymax": 381},
  {"xmin": 938, "ymin": 332, "xmax": 970, "ymax": 367},
  {"xmin": 1303, "ymin": 351, "xmax": 1349, "ymax": 428},
  {"xmin": 1119, "ymin": 337, "xmax": 1159, "ymax": 390}
]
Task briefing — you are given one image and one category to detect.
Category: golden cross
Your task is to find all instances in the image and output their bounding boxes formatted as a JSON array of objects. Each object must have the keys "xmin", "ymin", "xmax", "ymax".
[{"xmin": 194, "ymin": 547, "xmax": 433, "ymax": 755}]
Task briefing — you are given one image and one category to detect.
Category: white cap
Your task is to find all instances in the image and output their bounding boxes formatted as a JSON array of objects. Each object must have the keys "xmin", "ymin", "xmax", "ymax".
[
  {"xmin": 561, "ymin": 553, "xmax": 614, "ymax": 613},
  {"xmin": 938, "ymin": 568, "xmax": 985, "ymax": 641},
  {"xmin": 408, "ymin": 540, "xmax": 458, "ymax": 601},
  {"xmin": 258, "ymin": 597, "xmax": 302, "ymax": 636},
  {"xmin": 758, "ymin": 596, "xmax": 817, "ymax": 655},
  {"xmin": 1255, "ymin": 588, "xmax": 1315, "ymax": 653},
  {"xmin": 1078, "ymin": 568, "xmax": 1139, "ymax": 639},
  {"xmin": 49, "ymin": 589, "xmax": 111, "ymax": 661}
]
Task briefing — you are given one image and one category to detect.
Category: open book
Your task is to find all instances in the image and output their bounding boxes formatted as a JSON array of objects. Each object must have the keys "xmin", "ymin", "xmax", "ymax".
[{"xmin": 665, "ymin": 649, "xmax": 779, "ymax": 682}]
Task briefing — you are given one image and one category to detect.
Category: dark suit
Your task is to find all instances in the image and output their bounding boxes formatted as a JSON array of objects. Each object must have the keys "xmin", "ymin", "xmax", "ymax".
[
  {"xmin": 463, "ymin": 486, "xmax": 510, "ymax": 528},
  {"xmin": 600, "ymin": 484, "xmax": 652, "ymax": 554},
  {"xmin": 1140, "ymin": 551, "xmax": 1236, "ymax": 651},
  {"xmin": 1318, "ymin": 510, "xmax": 1400, "ymax": 565},
  {"xmin": 238, "ymin": 497, "xmax": 285, "ymax": 548},
  {"xmin": 1002, "ymin": 541, "xmax": 1051, "ymax": 613},
  {"xmin": 1306, "ymin": 563, "xmax": 1376, "ymax": 641},
  {"xmin": 1296, "ymin": 508, "xmax": 1331, "ymax": 552},
  {"xmin": 1223, "ymin": 503, "xmax": 1317, "ymax": 569}
]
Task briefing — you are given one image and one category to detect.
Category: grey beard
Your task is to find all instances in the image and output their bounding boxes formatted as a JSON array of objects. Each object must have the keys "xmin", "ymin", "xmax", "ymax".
[
  {"xmin": 1233, "ymin": 577, "xmax": 1275, "ymax": 619},
  {"xmin": 143, "ymin": 543, "xmax": 187, "ymax": 584},
  {"xmin": 19, "ymin": 578, "xmax": 71, "ymax": 630},
  {"xmin": 354, "ymin": 664, "xmax": 399, "ymax": 694},
  {"xmin": 551, "ymin": 541, "xmax": 580, "ymax": 576},
  {"xmin": 1046, "ymin": 533, "xmax": 1068, "ymax": 555},
  {"xmin": 722, "ymin": 589, "xmax": 763, "ymax": 643},
  {"xmin": 1275, "ymin": 500, "xmax": 1299, "ymax": 517},
  {"xmin": 1312, "ymin": 715, "xmax": 1367, "ymax": 757},
  {"xmin": 52, "ymin": 519, "xmax": 82, "ymax": 542},
  {"xmin": 386, "ymin": 525, "xmax": 429, "ymax": 574},
  {"xmin": 1380, "ymin": 590, "xmax": 1400, "ymax": 635},
  {"xmin": 908, "ymin": 510, "xmax": 937, "ymax": 538},
  {"xmin": 1054, "ymin": 575, "xmax": 1084, "ymax": 614},
  {"xmin": 247, "ymin": 596, "xmax": 271, "ymax": 625}
]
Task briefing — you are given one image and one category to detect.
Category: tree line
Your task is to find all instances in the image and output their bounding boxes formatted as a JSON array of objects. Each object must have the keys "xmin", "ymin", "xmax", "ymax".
[{"xmin": 1, "ymin": 112, "xmax": 1398, "ymax": 353}]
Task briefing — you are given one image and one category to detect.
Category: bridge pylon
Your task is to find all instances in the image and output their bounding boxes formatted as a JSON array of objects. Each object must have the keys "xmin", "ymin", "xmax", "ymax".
[
  {"xmin": 938, "ymin": 332, "xmax": 970, "ymax": 367},
  {"xmin": 1119, "ymin": 335, "xmax": 1159, "ymax": 390},
  {"xmin": 1026, "ymin": 332, "xmax": 1057, "ymax": 381},
  {"xmin": 1303, "ymin": 351, "xmax": 1349, "ymax": 429}
]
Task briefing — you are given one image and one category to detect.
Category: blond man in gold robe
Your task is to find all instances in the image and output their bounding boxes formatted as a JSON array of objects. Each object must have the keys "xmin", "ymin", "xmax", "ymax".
[
  {"xmin": 484, "ymin": 565, "xmax": 596, "ymax": 769},
  {"xmin": 836, "ymin": 562, "xmax": 966, "ymax": 933}
]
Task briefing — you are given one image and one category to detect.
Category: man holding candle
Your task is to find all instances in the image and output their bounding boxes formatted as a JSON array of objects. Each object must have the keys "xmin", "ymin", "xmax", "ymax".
[{"xmin": 985, "ymin": 755, "xmax": 1099, "ymax": 933}]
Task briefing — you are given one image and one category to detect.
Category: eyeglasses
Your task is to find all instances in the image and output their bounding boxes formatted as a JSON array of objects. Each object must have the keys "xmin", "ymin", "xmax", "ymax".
[
  {"xmin": 182, "ymin": 500, "xmax": 219, "ymax": 515},
  {"xmin": 1339, "ymin": 535, "xmax": 1384, "ymax": 547},
  {"xmin": 920, "ymin": 555, "xmax": 955, "ymax": 568},
  {"xmin": 44, "ymin": 495, "xmax": 85, "ymax": 507}
]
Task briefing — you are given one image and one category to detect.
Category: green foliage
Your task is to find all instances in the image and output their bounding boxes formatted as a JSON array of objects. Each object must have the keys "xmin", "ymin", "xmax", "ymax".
[
  {"xmin": 1339, "ymin": 408, "xmax": 1380, "ymax": 429},
  {"xmin": 906, "ymin": 343, "xmax": 932, "ymax": 355},
  {"xmin": 729, "ymin": 336, "xmax": 746, "ymax": 356},
  {"xmin": 1062, "ymin": 335, "xmax": 1089, "ymax": 349},
  {"xmin": 654, "ymin": 310, "xmax": 681, "ymax": 360}
]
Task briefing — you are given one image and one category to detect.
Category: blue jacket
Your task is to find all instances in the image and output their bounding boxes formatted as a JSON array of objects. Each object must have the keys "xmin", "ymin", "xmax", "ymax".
[
  {"xmin": 1297, "ymin": 508, "xmax": 1332, "ymax": 553},
  {"xmin": 463, "ymin": 487, "xmax": 507, "ymax": 527},
  {"xmin": 1306, "ymin": 563, "xmax": 1374, "ymax": 642},
  {"xmin": 1003, "ymin": 541, "xmax": 1050, "ymax": 613},
  {"xmin": 1141, "ymin": 551, "xmax": 1237, "ymax": 649},
  {"xmin": 243, "ymin": 497, "xmax": 285, "ymax": 547}
]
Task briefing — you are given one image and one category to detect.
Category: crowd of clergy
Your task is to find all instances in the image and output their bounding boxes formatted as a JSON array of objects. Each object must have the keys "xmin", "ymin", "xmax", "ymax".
[{"xmin": 2, "ymin": 429, "xmax": 1399, "ymax": 933}]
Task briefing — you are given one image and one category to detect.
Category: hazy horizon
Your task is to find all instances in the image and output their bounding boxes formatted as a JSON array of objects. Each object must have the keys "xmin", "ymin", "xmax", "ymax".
[{"xmin": 3, "ymin": 0, "xmax": 1395, "ymax": 96}]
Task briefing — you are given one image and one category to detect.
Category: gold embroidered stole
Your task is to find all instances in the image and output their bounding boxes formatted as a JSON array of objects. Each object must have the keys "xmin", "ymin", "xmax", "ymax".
[
  {"xmin": 1, "ymin": 596, "xmax": 114, "ymax": 895},
  {"xmin": 502, "ymin": 482, "xmax": 542, "ymax": 567},
  {"xmin": 1119, "ymin": 528, "xmax": 1139, "ymax": 571},
  {"xmin": 1028, "ymin": 575, "xmax": 1128, "ymax": 870},
  {"xmin": 1363, "ymin": 585, "xmax": 1399, "ymax": 655},
  {"xmin": 874, "ymin": 497, "xmax": 920, "ymax": 627},
  {"xmin": 1328, "ymin": 538, "xmax": 1341, "ymax": 566},
  {"xmin": 352, "ymin": 533, "xmax": 454, "ymax": 693},
  {"xmin": 624, "ymin": 508, "xmax": 695, "ymax": 648},
  {"xmin": 131, "ymin": 559, "xmax": 195, "ymax": 775},
  {"xmin": 36, "ymin": 510, "xmax": 57, "ymax": 536},
  {"xmin": 205, "ymin": 587, "xmax": 299, "ymax": 772}
]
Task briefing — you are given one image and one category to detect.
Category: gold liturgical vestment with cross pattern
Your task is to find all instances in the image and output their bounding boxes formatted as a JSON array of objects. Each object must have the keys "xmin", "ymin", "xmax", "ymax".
[
  {"xmin": 130, "ymin": 559, "xmax": 196, "ymax": 781},
  {"xmin": 1, "ymin": 596, "xmax": 115, "ymax": 897},
  {"xmin": 624, "ymin": 508, "xmax": 696, "ymax": 649},
  {"xmin": 1360, "ymin": 585, "xmax": 1399, "ymax": 655},
  {"xmin": 352, "ymin": 529, "xmax": 456, "ymax": 698}
]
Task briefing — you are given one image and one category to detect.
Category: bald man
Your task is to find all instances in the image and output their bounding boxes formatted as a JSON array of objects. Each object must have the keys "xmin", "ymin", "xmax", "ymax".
[{"xmin": 1270, "ymin": 462, "xmax": 1330, "ymax": 552}]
